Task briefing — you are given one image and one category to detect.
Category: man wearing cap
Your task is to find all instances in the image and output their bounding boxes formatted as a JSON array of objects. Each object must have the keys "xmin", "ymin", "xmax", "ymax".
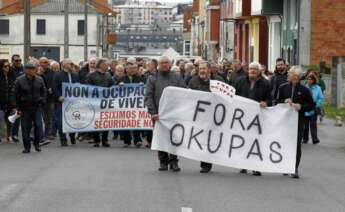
[
  {"xmin": 14, "ymin": 63, "xmax": 47, "ymax": 153},
  {"xmin": 234, "ymin": 62, "xmax": 272, "ymax": 176},
  {"xmin": 86, "ymin": 58, "xmax": 114, "ymax": 147},
  {"xmin": 145, "ymin": 56, "xmax": 186, "ymax": 172},
  {"xmin": 277, "ymin": 66, "xmax": 315, "ymax": 179},
  {"xmin": 122, "ymin": 58, "xmax": 145, "ymax": 148},
  {"xmin": 52, "ymin": 58, "xmax": 79, "ymax": 147}
]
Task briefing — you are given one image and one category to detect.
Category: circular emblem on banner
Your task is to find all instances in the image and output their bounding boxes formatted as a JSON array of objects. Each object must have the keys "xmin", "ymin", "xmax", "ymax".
[{"xmin": 64, "ymin": 100, "xmax": 95, "ymax": 130}]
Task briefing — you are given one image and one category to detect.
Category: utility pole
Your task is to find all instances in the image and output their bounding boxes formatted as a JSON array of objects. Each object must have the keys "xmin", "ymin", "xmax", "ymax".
[
  {"xmin": 64, "ymin": 0, "xmax": 69, "ymax": 58},
  {"xmin": 84, "ymin": 0, "xmax": 88, "ymax": 61},
  {"xmin": 96, "ymin": 14, "xmax": 101, "ymax": 57},
  {"xmin": 23, "ymin": 0, "xmax": 31, "ymax": 63}
]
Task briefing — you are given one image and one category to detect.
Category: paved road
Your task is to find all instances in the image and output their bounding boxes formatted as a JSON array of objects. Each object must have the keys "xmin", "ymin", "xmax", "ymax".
[{"xmin": 0, "ymin": 119, "xmax": 344, "ymax": 212}]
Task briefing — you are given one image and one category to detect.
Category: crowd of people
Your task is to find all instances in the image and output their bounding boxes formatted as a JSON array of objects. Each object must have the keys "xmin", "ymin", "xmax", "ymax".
[{"xmin": 0, "ymin": 53, "xmax": 326, "ymax": 179}]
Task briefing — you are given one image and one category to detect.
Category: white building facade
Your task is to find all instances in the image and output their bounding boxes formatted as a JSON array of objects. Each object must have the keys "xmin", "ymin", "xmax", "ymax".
[{"xmin": 0, "ymin": 0, "xmax": 105, "ymax": 63}]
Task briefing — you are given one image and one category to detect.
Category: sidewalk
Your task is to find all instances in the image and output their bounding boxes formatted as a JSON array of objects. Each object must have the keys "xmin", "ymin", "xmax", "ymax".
[{"xmin": 318, "ymin": 118, "xmax": 345, "ymax": 149}]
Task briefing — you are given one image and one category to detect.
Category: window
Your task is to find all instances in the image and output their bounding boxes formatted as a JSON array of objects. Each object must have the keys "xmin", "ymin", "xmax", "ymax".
[
  {"xmin": 36, "ymin": 19, "xmax": 46, "ymax": 35},
  {"xmin": 78, "ymin": 20, "xmax": 85, "ymax": 35},
  {"xmin": 0, "ymin": 20, "xmax": 9, "ymax": 35}
]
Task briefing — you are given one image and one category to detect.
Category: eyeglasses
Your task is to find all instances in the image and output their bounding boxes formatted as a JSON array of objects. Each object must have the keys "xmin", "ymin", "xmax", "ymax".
[
  {"xmin": 3, "ymin": 65, "xmax": 9, "ymax": 68},
  {"xmin": 14, "ymin": 59, "xmax": 22, "ymax": 62}
]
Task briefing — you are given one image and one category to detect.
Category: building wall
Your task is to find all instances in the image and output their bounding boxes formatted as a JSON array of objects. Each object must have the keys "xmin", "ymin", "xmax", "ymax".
[
  {"xmin": 299, "ymin": 0, "xmax": 311, "ymax": 67},
  {"xmin": 0, "ymin": 14, "xmax": 100, "ymax": 62},
  {"xmin": 311, "ymin": 0, "xmax": 345, "ymax": 65}
]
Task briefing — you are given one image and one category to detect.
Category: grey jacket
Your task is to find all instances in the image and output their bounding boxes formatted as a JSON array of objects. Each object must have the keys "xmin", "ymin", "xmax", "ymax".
[{"xmin": 144, "ymin": 71, "xmax": 186, "ymax": 115}]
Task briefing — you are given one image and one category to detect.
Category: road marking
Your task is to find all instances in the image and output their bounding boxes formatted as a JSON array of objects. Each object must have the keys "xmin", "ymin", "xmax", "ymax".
[{"xmin": 181, "ymin": 207, "xmax": 193, "ymax": 212}]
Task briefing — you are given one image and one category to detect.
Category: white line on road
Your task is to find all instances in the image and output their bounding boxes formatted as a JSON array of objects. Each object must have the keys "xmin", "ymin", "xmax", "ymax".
[{"xmin": 181, "ymin": 207, "xmax": 193, "ymax": 212}]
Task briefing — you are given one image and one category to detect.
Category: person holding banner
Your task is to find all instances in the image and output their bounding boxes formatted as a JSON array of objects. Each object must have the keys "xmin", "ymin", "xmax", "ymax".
[
  {"xmin": 188, "ymin": 60, "xmax": 223, "ymax": 173},
  {"xmin": 122, "ymin": 58, "xmax": 144, "ymax": 148},
  {"xmin": 234, "ymin": 62, "xmax": 272, "ymax": 176},
  {"xmin": 145, "ymin": 56, "xmax": 186, "ymax": 172},
  {"xmin": 228, "ymin": 59, "xmax": 247, "ymax": 86},
  {"xmin": 277, "ymin": 66, "xmax": 315, "ymax": 179},
  {"xmin": 52, "ymin": 58, "xmax": 79, "ymax": 147},
  {"xmin": 14, "ymin": 63, "xmax": 47, "ymax": 153},
  {"xmin": 86, "ymin": 58, "xmax": 114, "ymax": 148}
]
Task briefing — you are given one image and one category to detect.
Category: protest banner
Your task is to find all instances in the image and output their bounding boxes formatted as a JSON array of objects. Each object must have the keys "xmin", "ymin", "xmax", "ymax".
[
  {"xmin": 151, "ymin": 87, "xmax": 298, "ymax": 174},
  {"xmin": 210, "ymin": 80, "xmax": 236, "ymax": 97},
  {"xmin": 62, "ymin": 83, "xmax": 153, "ymax": 133}
]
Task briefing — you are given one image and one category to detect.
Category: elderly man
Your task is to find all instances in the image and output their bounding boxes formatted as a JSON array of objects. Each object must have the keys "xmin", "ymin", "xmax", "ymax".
[
  {"xmin": 228, "ymin": 59, "xmax": 247, "ymax": 86},
  {"xmin": 14, "ymin": 63, "xmax": 47, "ymax": 153},
  {"xmin": 145, "ymin": 56, "xmax": 186, "ymax": 172},
  {"xmin": 39, "ymin": 57, "xmax": 55, "ymax": 140},
  {"xmin": 87, "ymin": 58, "xmax": 114, "ymax": 147},
  {"xmin": 188, "ymin": 61, "xmax": 215, "ymax": 173},
  {"xmin": 51, "ymin": 61, "xmax": 61, "ymax": 72},
  {"xmin": 122, "ymin": 58, "xmax": 144, "ymax": 148},
  {"xmin": 277, "ymin": 66, "xmax": 315, "ymax": 179},
  {"xmin": 234, "ymin": 62, "xmax": 272, "ymax": 176},
  {"xmin": 79, "ymin": 57, "xmax": 97, "ymax": 84},
  {"xmin": 52, "ymin": 59, "xmax": 79, "ymax": 146}
]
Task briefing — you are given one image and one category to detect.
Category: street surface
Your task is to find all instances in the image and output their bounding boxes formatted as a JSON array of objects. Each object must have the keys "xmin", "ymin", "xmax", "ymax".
[{"xmin": 0, "ymin": 118, "xmax": 344, "ymax": 212}]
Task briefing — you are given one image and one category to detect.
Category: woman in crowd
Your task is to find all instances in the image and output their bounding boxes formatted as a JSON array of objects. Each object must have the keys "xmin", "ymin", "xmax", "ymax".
[
  {"xmin": 0, "ymin": 59, "xmax": 16, "ymax": 143},
  {"xmin": 303, "ymin": 73, "xmax": 324, "ymax": 144}
]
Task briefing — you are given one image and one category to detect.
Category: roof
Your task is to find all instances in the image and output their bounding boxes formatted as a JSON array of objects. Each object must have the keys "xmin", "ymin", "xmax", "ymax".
[
  {"xmin": 31, "ymin": 0, "xmax": 96, "ymax": 14},
  {"xmin": 0, "ymin": 0, "xmax": 116, "ymax": 15}
]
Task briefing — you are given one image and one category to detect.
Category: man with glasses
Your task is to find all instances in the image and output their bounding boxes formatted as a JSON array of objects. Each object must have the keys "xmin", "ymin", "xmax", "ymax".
[
  {"xmin": 9, "ymin": 54, "xmax": 24, "ymax": 142},
  {"xmin": 145, "ymin": 56, "xmax": 186, "ymax": 172}
]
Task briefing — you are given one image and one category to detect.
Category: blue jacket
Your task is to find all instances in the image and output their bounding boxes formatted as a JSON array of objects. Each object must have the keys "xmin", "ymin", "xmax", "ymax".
[{"xmin": 305, "ymin": 84, "xmax": 324, "ymax": 117}]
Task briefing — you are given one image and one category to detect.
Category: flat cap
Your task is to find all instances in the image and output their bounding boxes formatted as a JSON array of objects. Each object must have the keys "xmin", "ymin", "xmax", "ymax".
[
  {"xmin": 127, "ymin": 57, "xmax": 136, "ymax": 65},
  {"xmin": 24, "ymin": 63, "xmax": 37, "ymax": 69}
]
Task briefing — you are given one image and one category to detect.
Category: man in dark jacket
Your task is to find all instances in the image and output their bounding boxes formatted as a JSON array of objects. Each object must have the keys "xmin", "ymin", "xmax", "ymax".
[
  {"xmin": 277, "ymin": 66, "xmax": 315, "ymax": 179},
  {"xmin": 122, "ymin": 58, "xmax": 144, "ymax": 148},
  {"xmin": 228, "ymin": 59, "xmax": 247, "ymax": 86},
  {"xmin": 143, "ymin": 59, "xmax": 158, "ymax": 148},
  {"xmin": 86, "ymin": 58, "xmax": 114, "ymax": 147},
  {"xmin": 188, "ymin": 60, "xmax": 222, "ymax": 173},
  {"xmin": 52, "ymin": 58, "xmax": 79, "ymax": 146},
  {"xmin": 9, "ymin": 54, "xmax": 24, "ymax": 142},
  {"xmin": 145, "ymin": 56, "xmax": 186, "ymax": 172},
  {"xmin": 79, "ymin": 57, "xmax": 97, "ymax": 84},
  {"xmin": 39, "ymin": 57, "xmax": 55, "ymax": 140},
  {"xmin": 271, "ymin": 58, "xmax": 288, "ymax": 103},
  {"xmin": 14, "ymin": 63, "xmax": 47, "ymax": 153},
  {"xmin": 234, "ymin": 62, "xmax": 272, "ymax": 176}
]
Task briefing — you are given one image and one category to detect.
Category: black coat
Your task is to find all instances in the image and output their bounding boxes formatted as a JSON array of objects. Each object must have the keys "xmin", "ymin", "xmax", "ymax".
[
  {"xmin": 188, "ymin": 76, "xmax": 210, "ymax": 92},
  {"xmin": 277, "ymin": 82, "xmax": 315, "ymax": 118},
  {"xmin": 79, "ymin": 64, "xmax": 90, "ymax": 84},
  {"xmin": 52, "ymin": 70, "xmax": 79, "ymax": 102},
  {"xmin": 10, "ymin": 65, "xmax": 24, "ymax": 78},
  {"xmin": 228, "ymin": 68, "xmax": 247, "ymax": 86},
  {"xmin": 234, "ymin": 76, "xmax": 272, "ymax": 105},
  {"xmin": 0, "ymin": 71, "xmax": 16, "ymax": 110},
  {"xmin": 86, "ymin": 71, "xmax": 114, "ymax": 87},
  {"xmin": 14, "ymin": 75, "xmax": 47, "ymax": 111},
  {"xmin": 42, "ymin": 68, "xmax": 55, "ymax": 103},
  {"xmin": 123, "ymin": 74, "xmax": 144, "ymax": 84},
  {"xmin": 271, "ymin": 70, "xmax": 288, "ymax": 99}
]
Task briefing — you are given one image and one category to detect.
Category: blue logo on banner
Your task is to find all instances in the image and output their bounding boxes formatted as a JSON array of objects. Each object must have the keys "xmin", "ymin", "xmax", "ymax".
[{"xmin": 64, "ymin": 100, "xmax": 95, "ymax": 130}]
